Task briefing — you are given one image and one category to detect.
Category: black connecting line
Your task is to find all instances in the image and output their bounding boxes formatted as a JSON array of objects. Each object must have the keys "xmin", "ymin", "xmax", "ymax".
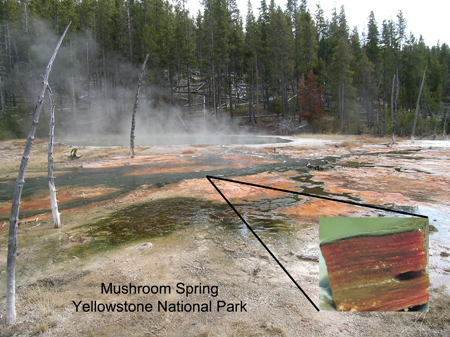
[{"xmin": 206, "ymin": 175, "xmax": 428, "ymax": 312}]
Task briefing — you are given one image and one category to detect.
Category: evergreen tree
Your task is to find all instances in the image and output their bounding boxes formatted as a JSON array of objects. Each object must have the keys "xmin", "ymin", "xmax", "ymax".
[
  {"xmin": 396, "ymin": 10, "xmax": 407, "ymax": 51},
  {"xmin": 329, "ymin": 36, "xmax": 354, "ymax": 132},
  {"xmin": 295, "ymin": 5, "xmax": 318, "ymax": 80},
  {"xmin": 315, "ymin": 2, "xmax": 329, "ymax": 64},
  {"xmin": 0, "ymin": 0, "xmax": 449, "ymax": 137},
  {"xmin": 365, "ymin": 11, "xmax": 379, "ymax": 64},
  {"xmin": 350, "ymin": 27, "xmax": 375, "ymax": 129},
  {"xmin": 266, "ymin": 6, "xmax": 294, "ymax": 115}
]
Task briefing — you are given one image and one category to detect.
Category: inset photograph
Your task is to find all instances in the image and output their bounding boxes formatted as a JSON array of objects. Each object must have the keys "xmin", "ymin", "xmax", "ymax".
[{"xmin": 319, "ymin": 217, "xmax": 429, "ymax": 312}]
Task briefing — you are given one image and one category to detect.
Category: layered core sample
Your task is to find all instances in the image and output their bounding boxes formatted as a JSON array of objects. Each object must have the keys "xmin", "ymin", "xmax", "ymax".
[{"xmin": 319, "ymin": 218, "xmax": 429, "ymax": 311}]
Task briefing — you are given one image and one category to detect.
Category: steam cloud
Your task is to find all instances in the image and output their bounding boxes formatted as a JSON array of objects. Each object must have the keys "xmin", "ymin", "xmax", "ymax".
[{"xmin": 18, "ymin": 18, "xmax": 248, "ymax": 146}]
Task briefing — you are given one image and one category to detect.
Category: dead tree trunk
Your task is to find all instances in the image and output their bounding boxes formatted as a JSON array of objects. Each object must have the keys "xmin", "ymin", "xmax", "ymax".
[
  {"xmin": 24, "ymin": 1, "xmax": 28, "ymax": 37},
  {"xmin": 339, "ymin": 82, "xmax": 345, "ymax": 133},
  {"xmin": 390, "ymin": 73, "xmax": 396, "ymax": 145},
  {"xmin": 126, "ymin": 1, "xmax": 133, "ymax": 63},
  {"xmin": 218, "ymin": 73, "xmax": 222, "ymax": 117},
  {"xmin": 411, "ymin": 67, "xmax": 426, "ymax": 143},
  {"xmin": 0, "ymin": 76, "xmax": 5, "ymax": 117},
  {"xmin": 102, "ymin": 48, "xmax": 110, "ymax": 123},
  {"xmin": 248, "ymin": 67, "xmax": 254, "ymax": 124},
  {"xmin": 47, "ymin": 85, "xmax": 61, "ymax": 227},
  {"xmin": 212, "ymin": 61, "xmax": 217, "ymax": 119},
  {"xmin": 130, "ymin": 54, "xmax": 149, "ymax": 158},
  {"xmin": 444, "ymin": 106, "xmax": 449, "ymax": 140},
  {"xmin": 86, "ymin": 39, "xmax": 91, "ymax": 108},
  {"xmin": 395, "ymin": 68, "xmax": 400, "ymax": 116},
  {"xmin": 6, "ymin": 22, "xmax": 70, "ymax": 326},
  {"xmin": 228, "ymin": 65, "xmax": 233, "ymax": 118},
  {"xmin": 255, "ymin": 53, "xmax": 260, "ymax": 130},
  {"xmin": 209, "ymin": 9, "xmax": 217, "ymax": 120},
  {"xmin": 187, "ymin": 64, "xmax": 191, "ymax": 113}
]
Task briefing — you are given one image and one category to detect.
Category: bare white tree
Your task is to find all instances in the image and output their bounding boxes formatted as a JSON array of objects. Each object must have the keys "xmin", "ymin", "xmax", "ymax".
[
  {"xmin": 390, "ymin": 72, "xmax": 397, "ymax": 146},
  {"xmin": 443, "ymin": 105, "xmax": 449, "ymax": 140},
  {"xmin": 6, "ymin": 22, "xmax": 70, "ymax": 326},
  {"xmin": 47, "ymin": 84, "xmax": 61, "ymax": 227},
  {"xmin": 411, "ymin": 67, "xmax": 427, "ymax": 143}
]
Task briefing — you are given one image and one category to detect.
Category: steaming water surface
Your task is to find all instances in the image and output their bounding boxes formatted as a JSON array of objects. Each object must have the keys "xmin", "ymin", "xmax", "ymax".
[{"xmin": 63, "ymin": 134, "xmax": 292, "ymax": 146}]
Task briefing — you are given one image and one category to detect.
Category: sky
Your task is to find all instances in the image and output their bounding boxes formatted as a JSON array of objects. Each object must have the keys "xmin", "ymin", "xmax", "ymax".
[{"xmin": 186, "ymin": 0, "xmax": 450, "ymax": 46}]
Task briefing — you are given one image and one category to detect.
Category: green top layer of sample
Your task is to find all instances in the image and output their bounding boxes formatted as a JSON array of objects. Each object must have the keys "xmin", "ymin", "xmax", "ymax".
[{"xmin": 319, "ymin": 217, "xmax": 428, "ymax": 246}]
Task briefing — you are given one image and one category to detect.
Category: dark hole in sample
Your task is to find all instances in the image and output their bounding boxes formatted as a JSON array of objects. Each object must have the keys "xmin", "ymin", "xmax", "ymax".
[{"xmin": 395, "ymin": 270, "xmax": 425, "ymax": 281}]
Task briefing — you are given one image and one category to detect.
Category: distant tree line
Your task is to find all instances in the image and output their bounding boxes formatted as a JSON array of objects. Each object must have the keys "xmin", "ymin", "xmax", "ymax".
[{"xmin": 0, "ymin": 0, "xmax": 449, "ymax": 137}]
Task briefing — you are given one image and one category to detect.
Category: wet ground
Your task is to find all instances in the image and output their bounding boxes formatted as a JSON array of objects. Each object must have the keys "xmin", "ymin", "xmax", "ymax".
[{"xmin": 0, "ymin": 135, "xmax": 449, "ymax": 336}]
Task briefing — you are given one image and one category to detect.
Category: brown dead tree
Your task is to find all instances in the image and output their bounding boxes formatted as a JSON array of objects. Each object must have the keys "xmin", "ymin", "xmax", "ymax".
[
  {"xmin": 130, "ymin": 54, "xmax": 149, "ymax": 158},
  {"xmin": 6, "ymin": 22, "xmax": 70, "ymax": 326}
]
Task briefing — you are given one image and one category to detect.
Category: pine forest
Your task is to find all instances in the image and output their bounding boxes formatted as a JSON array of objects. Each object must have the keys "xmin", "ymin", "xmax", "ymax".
[{"xmin": 0, "ymin": 0, "xmax": 449, "ymax": 138}]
